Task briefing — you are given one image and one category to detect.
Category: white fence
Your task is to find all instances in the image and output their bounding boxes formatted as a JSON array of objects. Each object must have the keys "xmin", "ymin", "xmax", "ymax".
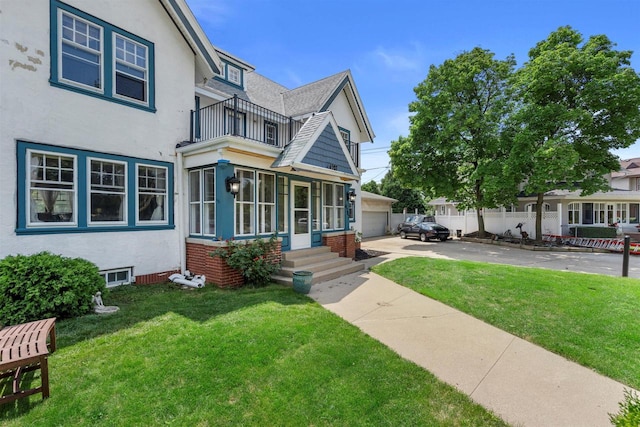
[{"xmin": 435, "ymin": 211, "xmax": 560, "ymax": 239}]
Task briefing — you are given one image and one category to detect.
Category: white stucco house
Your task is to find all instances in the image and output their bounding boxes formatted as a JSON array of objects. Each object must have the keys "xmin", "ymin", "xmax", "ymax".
[{"xmin": 0, "ymin": 0, "xmax": 375, "ymax": 286}]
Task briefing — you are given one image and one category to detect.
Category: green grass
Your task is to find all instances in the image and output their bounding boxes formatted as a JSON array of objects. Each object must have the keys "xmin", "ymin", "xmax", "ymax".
[
  {"xmin": 1, "ymin": 283, "xmax": 507, "ymax": 426},
  {"xmin": 372, "ymin": 257, "xmax": 640, "ymax": 390}
]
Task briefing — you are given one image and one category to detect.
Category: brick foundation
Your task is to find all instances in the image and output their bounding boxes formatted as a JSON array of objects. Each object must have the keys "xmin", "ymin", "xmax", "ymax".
[
  {"xmin": 322, "ymin": 231, "xmax": 356, "ymax": 259},
  {"xmin": 186, "ymin": 238, "xmax": 282, "ymax": 288},
  {"xmin": 135, "ymin": 269, "xmax": 180, "ymax": 285}
]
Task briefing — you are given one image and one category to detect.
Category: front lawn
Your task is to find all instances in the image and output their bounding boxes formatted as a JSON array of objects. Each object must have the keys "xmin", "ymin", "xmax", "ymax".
[
  {"xmin": 1, "ymin": 284, "xmax": 506, "ymax": 426},
  {"xmin": 372, "ymin": 257, "xmax": 640, "ymax": 390}
]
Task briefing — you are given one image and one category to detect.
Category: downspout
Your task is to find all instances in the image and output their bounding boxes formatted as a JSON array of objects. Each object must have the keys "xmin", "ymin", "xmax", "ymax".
[{"xmin": 177, "ymin": 150, "xmax": 187, "ymax": 274}]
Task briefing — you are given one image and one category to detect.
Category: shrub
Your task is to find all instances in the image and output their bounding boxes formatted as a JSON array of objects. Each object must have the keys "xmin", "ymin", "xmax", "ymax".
[
  {"xmin": 610, "ymin": 389, "xmax": 640, "ymax": 427},
  {"xmin": 569, "ymin": 226, "xmax": 617, "ymax": 238},
  {"xmin": 0, "ymin": 252, "xmax": 105, "ymax": 325},
  {"xmin": 210, "ymin": 235, "xmax": 281, "ymax": 287}
]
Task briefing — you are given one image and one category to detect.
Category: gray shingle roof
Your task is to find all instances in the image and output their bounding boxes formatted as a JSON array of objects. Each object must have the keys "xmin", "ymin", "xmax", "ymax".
[
  {"xmin": 282, "ymin": 71, "xmax": 348, "ymax": 117},
  {"xmin": 244, "ymin": 70, "xmax": 349, "ymax": 118}
]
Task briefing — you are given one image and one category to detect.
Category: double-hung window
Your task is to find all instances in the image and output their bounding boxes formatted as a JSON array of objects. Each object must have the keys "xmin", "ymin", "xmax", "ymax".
[
  {"xmin": 189, "ymin": 168, "xmax": 215, "ymax": 236},
  {"xmin": 258, "ymin": 173, "xmax": 276, "ymax": 234},
  {"xmin": 322, "ymin": 183, "xmax": 345, "ymax": 230},
  {"xmin": 265, "ymin": 121, "xmax": 278, "ymax": 146},
  {"xmin": 568, "ymin": 202, "xmax": 580, "ymax": 225},
  {"xmin": 114, "ymin": 35, "xmax": 147, "ymax": 102},
  {"xmin": 137, "ymin": 165, "xmax": 167, "ymax": 223},
  {"xmin": 60, "ymin": 11, "xmax": 102, "ymax": 90},
  {"xmin": 28, "ymin": 151, "xmax": 76, "ymax": 225},
  {"xmin": 18, "ymin": 141, "xmax": 172, "ymax": 233},
  {"xmin": 235, "ymin": 169, "xmax": 255, "ymax": 235},
  {"xmin": 52, "ymin": 1, "xmax": 154, "ymax": 111},
  {"xmin": 89, "ymin": 159, "xmax": 126, "ymax": 224}
]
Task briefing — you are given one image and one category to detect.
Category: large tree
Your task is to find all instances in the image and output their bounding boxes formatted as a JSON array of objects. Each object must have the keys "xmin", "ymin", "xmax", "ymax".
[
  {"xmin": 389, "ymin": 47, "xmax": 516, "ymax": 236},
  {"xmin": 379, "ymin": 170, "xmax": 428, "ymax": 214},
  {"xmin": 507, "ymin": 26, "xmax": 640, "ymax": 240},
  {"xmin": 361, "ymin": 180, "xmax": 381, "ymax": 195}
]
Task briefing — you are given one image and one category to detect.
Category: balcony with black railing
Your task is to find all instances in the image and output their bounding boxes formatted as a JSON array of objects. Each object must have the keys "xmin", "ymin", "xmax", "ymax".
[
  {"xmin": 189, "ymin": 95, "xmax": 360, "ymax": 167},
  {"xmin": 190, "ymin": 95, "xmax": 304, "ymax": 149}
]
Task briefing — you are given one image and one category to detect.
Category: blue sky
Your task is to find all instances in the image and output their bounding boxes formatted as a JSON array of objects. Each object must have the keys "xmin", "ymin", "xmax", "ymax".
[{"xmin": 185, "ymin": 0, "xmax": 640, "ymax": 183}]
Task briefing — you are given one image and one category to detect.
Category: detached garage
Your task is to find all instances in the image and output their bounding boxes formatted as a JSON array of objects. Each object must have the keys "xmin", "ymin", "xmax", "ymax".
[{"xmin": 361, "ymin": 191, "xmax": 397, "ymax": 238}]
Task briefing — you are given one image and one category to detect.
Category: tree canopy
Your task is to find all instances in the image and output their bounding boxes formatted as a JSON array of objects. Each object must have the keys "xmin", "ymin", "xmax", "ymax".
[
  {"xmin": 507, "ymin": 26, "xmax": 640, "ymax": 239},
  {"xmin": 379, "ymin": 170, "xmax": 429, "ymax": 214},
  {"xmin": 389, "ymin": 47, "xmax": 516, "ymax": 236},
  {"xmin": 361, "ymin": 180, "xmax": 381, "ymax": 195}
]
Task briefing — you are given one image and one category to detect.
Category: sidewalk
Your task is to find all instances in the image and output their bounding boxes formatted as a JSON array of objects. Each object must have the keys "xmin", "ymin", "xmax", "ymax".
[{"xmin": 308, "ymin": 254, "xmax": 635, "ymax": 427}]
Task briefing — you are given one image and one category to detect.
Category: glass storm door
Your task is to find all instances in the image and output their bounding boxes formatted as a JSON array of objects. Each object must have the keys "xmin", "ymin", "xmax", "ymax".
[{"xmin": 291, "ymin": 181, "xmax": 311, "ymax": 250}]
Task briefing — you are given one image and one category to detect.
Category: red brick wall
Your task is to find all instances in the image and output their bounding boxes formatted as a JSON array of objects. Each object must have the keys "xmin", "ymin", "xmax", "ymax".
[
  {"xmin": 186, "ymin": 239, "xmax": 282, "ymax": 288},
  {"xmin": 322, "ymin": 232, "xmax": 356, "ymax": 259},
  {"xmin": 135, "ymin": 269, "xmax": 181, "ymax": 285}
]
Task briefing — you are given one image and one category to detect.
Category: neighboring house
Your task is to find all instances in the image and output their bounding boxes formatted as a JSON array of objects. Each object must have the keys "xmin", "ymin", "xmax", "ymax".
[
  {"xmin": 360, "ymin": 191, "xmax": 397, "ymax": 238},
  {"xmin": 430, "ymin": 158, "xmax": 640, "ymax": 239},
  {"xmin": 1, "ymin": 0, "xmax": 375, "ymax": 287}
]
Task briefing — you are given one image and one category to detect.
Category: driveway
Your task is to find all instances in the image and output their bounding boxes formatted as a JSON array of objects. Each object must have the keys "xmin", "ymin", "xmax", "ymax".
[{"xmin": 361, "ymin": 235, "xmax": 640, "ymax": 279}]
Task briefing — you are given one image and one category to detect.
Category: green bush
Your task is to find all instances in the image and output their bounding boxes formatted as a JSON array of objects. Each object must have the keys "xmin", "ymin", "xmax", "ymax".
[
  {"xmin": 569, "ymin": 226, "xmax": 617, "ymax": 238},
  {"xmin": 210, "ymin": 235, "xmax": 281, "ymax": 287},
  {"xmin": 610, "ymin": 389, "xmax": 640, "ymax": 427},
  {"xmin": 0, "ymin": 252, "xmax": 105, "ymax": 325}
]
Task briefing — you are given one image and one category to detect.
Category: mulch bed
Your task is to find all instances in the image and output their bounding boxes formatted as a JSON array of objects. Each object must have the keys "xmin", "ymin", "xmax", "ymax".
[{"xmin": 355, "ymin": 248, "xmax": 389, "ymax": 261}]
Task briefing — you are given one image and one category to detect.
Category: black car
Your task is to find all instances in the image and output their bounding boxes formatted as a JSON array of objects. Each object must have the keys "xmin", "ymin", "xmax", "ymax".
[{"xmin": 397, "ymin": 215, "xmax": 450, "ymax": 242}]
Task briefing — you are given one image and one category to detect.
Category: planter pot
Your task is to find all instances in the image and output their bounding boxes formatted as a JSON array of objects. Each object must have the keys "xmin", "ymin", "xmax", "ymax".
[{"xmin": 292, "ymin": 271, "xmax": 313, "ymax": 294}]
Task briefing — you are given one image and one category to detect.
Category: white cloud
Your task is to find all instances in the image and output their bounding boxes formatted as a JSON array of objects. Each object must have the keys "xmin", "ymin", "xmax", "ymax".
[
  {"xmin": 373, "ymin": 42, "xmax": 424, "ymax": 71},
  {"xmin": 184, "ymin": 0, "xmax": 231, "ymax": 28}
]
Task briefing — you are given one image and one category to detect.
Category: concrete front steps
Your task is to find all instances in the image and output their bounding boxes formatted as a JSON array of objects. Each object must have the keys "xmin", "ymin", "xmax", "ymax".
[{"xmin": 272, "ymin": 246, "xmax": 364, "ymax": 286}]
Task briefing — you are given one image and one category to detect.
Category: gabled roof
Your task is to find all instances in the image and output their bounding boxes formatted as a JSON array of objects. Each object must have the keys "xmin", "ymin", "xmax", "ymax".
[
  {"xmin": 271, "ymin": 112, "xmax": 359, "ymax": 180},
  {"xmin": 160, "ymin": 0, "xmax": 222, "ymax": 78},
  {"xmin": 244, "ymin": 70, "xmax": 375, "ymax": 143},
  {"xmin": 361, "ymin": 191, "xmax": 397, "ymax": 203}
]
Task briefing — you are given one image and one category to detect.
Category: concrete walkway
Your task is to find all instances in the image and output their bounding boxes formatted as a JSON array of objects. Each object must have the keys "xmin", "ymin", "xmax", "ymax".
[{"xmin": 308, "ymin": 247, "xmax": 637, "ymax": 426}]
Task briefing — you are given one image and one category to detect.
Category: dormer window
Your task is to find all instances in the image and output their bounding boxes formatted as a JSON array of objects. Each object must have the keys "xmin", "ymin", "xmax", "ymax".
[{"xmin": 227, "ymin": 65, "xmax": 241, "ymax": 85}]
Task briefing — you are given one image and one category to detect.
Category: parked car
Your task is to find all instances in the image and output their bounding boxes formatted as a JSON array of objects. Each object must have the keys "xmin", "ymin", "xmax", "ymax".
[{"xmin": 397, "ymin": 215, "xmax": 450, "ymax": 242}]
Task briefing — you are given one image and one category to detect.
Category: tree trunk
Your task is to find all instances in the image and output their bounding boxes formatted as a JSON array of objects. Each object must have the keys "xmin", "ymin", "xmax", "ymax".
[
  {"xmin": 535, "ymin": 192, "xmax": 544, "ymax": 242},
  {"xmin": 477, "ymin": 207, "xmax": 486, "ymax": 238}
]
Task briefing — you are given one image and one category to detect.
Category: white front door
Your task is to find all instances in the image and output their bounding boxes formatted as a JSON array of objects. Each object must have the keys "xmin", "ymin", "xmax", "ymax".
[{"xmin": 291, "ymin": 181, "xmax": 311, "ymax": 250}]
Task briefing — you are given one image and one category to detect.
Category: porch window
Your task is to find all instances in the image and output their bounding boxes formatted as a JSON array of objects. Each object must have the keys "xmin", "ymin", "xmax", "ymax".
[
  {"xmin": 89, "ymin": 159, "xmax": 126, "ymax": 224},
  {"xmin": 568, "ymin": 203, "xmax": 580, "ymax": 225},
  {"xmin": 137, "ymin": 165, "xmax": 167, "ymax": 223},
  {"xmin": 235, "ymin": 169, "xmax": 254, "ymax": 235},
  {"xmin": 28, "ymin": 151, "xmax": 76, "ymax": 225},
  {"xmin": 313, "ymin": 182, "xmax": 321, "ymax": 231},
  {"xmin": 277, "ymin": 176, "xmax": 288, "ymax": 232},
  {"xmin": 323, "ymin": 183, "xmax": 345, "ymax": 230},
  {"xmin": 616, "ymin": 203, "xmax": 627, "ymax": 223},
  {"xmin": 189, "ymin": 168, "xmax": 215, "ymax": 236},
  {"xmin": 258, "ymin": 172, "xmax": 276, "ymax": 234},
  {"xmin": 582, "ymin": 203, "xmax": 593, "ymax": 224},
  {"xmin": 593, "ymin": 203, "xmax": 607, "ymax": 225},
  {"xmin": 629, "ymin": 203, "xmax": 639, "ymax": 224}
]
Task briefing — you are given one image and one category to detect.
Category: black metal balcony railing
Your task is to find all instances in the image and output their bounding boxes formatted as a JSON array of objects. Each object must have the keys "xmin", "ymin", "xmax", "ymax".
[
  {"xmin": 190, "ymin": 95, "xmax": 304, "ymax": 149},
  {"xmin": 189, "ymin": 95, "xmax": 360, "ymax": 167}
]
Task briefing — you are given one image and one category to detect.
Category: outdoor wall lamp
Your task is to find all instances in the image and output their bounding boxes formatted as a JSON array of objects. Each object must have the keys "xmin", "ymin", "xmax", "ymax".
[
  {"xmin": 225, "ymin": 175, "xmax": 241, "ymax": 197},
  {"xmin": 348, "ymin": 189, "xmax": 357, "ymax": 203}
]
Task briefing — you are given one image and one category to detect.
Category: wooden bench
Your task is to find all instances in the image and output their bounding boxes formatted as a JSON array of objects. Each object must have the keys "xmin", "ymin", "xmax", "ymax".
[{"xmin": 0, "ymin": 318, "xmax": 56, "ymax": 404}]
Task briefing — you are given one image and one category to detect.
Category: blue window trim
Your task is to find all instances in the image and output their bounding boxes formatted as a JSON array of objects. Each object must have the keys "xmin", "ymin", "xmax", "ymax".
[
  {"xmin": 213, "ymin": 61, "xmax": 244, "ymax": 90},
  {"xmin": 16, "ymin": 141, "xmax": 173, "ymax": 235},
  {"xmin": 49, "ymin": 0, "xmax": 156, "ymax": 112}
]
